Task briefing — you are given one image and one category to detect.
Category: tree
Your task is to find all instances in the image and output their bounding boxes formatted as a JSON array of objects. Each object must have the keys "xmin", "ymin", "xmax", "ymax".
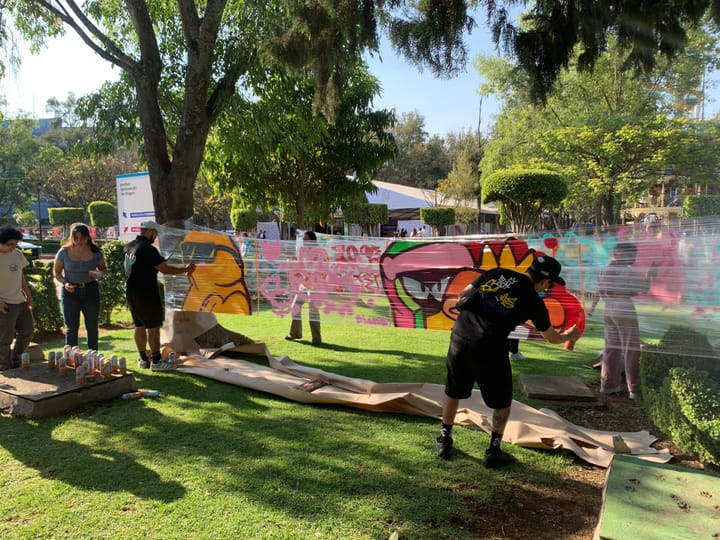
[
  {"xmin": 343, "ymin": 203, "xmax": 388, "ymax": 236},
  {"xmin": 503, "ymin": 1, "xmax": 718, "ymax": 102},
  {"xmin": 482, "ymin": 168, "xmax": 568, "ymax": 233},
  {"xmin": 420, "ymin": 206, "xmax": 455, "ymax": 236},
  {"xmin": 375, "ymin": 111, "xmax": 451, "ymax": 188},
  {"xmin": 28, "ymin": 146, "xmax": 140, "ymax": 209},
  {"xmin": 206, "ymin": 67, "xmax": 395, "ymax": 229},
  {"xmin": 476, "ymin": 30, "xmax": 720, "ymax": 226},
  {"xmin": 437, "ymin": 129, "xmax": 484, "ymax": 208},
  {"xmin": 193, "ymin": 174, "xmax": 232, "ymax": 230},
  {"xmin": 88, "ymin": 201, "xmax": 116, "ymax": 228},
  {"xmin": 0, "ymin": 117, "xmax": 39, "ymax": 218}
]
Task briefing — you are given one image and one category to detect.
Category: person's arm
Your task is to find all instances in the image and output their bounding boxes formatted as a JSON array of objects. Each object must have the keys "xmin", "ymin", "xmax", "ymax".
[
  {"xmin": 53, "ymin": 252, "xmax": 76, "ymax": 292},
  {"xmin": 21, "ymin": 273, "xmax": 33, "ymax": 310},
  {"xmin": 156, "ymin": 261, "xmax": 196, "ymax": 276},
  {"xmin": 454, "ymin": 282, "xmax": 478, "ymax": 311},
  {"xmin": 96, "ymin": 255, "xmax": 107, "ymax": 274},
  {"xmin": 586, "ymin": 293, "xmax": 600, "ymax": 317},
  {"xmin": 53, "ymin": 253, "xmax": 66, "ymax": 285},
  {"xmin": 541, "ymin": 324, "xmax": 580, "ymax": 345}
]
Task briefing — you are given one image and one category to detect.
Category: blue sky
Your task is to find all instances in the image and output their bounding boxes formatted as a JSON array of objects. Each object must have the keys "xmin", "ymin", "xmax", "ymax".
[
  {"xmin": 1, "ymin": 28, "xmax": 502, "ymax": 137},
  {"xmin": 364, "ymin": 34, "xmax": 503, "ymax": 136}
]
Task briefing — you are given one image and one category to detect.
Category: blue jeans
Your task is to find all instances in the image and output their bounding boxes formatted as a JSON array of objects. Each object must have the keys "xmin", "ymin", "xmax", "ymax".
[
  {"xmin": 61, "ymin": 281, "xmax": 100, "ymax": 351},
  {"xmin": 0, "ymin": 302, "xmax": 34, "ymax": 370}
]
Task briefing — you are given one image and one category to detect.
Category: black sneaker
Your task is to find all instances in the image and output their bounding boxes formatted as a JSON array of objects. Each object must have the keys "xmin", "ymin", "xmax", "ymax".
[
  {"xmin": 482, "ymin": 450, "xmax": 517, "ymax": 469},
  {"xmin": 435, "ymin": 435, "xmax": 453, "ymax": 460}
]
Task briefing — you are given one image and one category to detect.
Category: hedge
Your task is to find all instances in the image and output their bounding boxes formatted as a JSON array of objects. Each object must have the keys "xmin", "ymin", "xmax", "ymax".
[
  {"xmin": 25, "ymin": 261, "xmax": 63, "ymax": 336},
  {"xmin": 640, "ymin": 326, "xmax": 720, "ymax": 465}
]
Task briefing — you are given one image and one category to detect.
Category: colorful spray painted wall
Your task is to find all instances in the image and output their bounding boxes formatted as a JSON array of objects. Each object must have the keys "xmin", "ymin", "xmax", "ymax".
[{"xmin": 159, "ymin": 219, "xmax": 720, "ymax": 342}]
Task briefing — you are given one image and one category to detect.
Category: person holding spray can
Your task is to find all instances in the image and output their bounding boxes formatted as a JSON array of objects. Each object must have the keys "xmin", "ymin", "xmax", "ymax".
[
  {"xmin": 434, "ymin": 256, "xmax": 579, "ymax": 467},
  {"xmin": 123, "ymin": 221, "xmax": 195, "ymax": 372}
]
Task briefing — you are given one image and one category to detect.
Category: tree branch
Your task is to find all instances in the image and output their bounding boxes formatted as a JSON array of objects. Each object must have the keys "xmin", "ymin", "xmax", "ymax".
[{"xmin": 29, "ymin": 0, "xmax": 136, "ymax": 72}]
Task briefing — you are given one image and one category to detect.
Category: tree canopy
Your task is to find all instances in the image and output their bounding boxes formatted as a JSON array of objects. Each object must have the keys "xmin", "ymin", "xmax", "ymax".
[
  {"xmin": 476, "ymin": 27, "xmax": 720, "ymax": 226},
  {"xmin": 5, "ymin": 0, "xmax": 719, "ymax": 229},
  {"xmin": 483, "ymin": 168, "xmax": 568, "ymax": 232},
  {"xmin": 205, "ymin": 66, "xmax": 396, "ymax": 229}
]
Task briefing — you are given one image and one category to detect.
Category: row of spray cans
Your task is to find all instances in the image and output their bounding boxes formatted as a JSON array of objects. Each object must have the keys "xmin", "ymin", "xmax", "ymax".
[{"xmin": 45, "ymin": 346, "xmax": 128, "ymax": 385}]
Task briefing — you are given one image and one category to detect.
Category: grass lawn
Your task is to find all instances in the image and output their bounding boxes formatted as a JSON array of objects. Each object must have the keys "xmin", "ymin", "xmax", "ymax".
[{"xmin": 0, "ymin": 310, "xmax": 607, "ymax": 539}]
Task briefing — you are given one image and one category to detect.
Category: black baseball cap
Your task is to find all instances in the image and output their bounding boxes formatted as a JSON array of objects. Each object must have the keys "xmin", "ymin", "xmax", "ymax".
[{"xmin": 530, "ymin": 255, "xmax": 565, "ymax": 286}]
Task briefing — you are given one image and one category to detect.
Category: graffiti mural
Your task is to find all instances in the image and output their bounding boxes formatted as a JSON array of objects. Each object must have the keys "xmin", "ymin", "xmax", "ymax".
[
  {"xmin": 378, "ymin": 238, "xmax": 584, "ymax": 337},
  {"xmin": 157, "ymin": 218, "xmax": 720, "ymax": 344},
  {"xmin": 164, "ymin": 230, "xmax": 252, "ymax": 314}
]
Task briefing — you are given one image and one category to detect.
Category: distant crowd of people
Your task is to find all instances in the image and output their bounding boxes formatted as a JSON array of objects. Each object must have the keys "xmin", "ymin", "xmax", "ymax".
[{"xmin": 393, "ymin": 227, "xmax": 425, "ymax": 238}]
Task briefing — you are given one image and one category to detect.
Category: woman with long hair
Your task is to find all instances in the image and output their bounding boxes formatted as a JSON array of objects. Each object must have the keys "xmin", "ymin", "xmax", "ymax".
[{"xmin": 53, "ymin": 223, "xmax": 107, "ymax": 351}]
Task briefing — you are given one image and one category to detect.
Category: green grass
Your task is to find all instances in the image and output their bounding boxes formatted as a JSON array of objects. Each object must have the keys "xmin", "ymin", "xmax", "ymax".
[{"xmin": 0, "ymin": 312, "xmax": 606, "ymax": 539}]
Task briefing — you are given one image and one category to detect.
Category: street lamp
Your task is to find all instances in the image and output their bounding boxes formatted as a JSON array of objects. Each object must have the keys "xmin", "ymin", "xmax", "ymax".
[{"xmin": 36, "ymin": 183, "xmax": 42, "ymax": 242}]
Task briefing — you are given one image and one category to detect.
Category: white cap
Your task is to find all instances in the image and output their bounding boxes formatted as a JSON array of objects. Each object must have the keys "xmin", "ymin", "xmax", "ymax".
[{"xmin": 140, "ymin": 220, "xmax": 160, "ymax": 230}]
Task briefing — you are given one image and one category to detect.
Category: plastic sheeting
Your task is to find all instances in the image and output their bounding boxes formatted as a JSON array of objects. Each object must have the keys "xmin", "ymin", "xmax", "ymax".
[{"xmin": 150, "ymin": 217, "xmax": 720, "ymax": 358}]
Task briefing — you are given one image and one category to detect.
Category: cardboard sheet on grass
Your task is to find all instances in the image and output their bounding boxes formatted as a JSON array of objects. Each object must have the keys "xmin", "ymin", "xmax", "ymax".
[{"xmin": 171, "ymin": 341, "xmax": 669, "ymax": 468}]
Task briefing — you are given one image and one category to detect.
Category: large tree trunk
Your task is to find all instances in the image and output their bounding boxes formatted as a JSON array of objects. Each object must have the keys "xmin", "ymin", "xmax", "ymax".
[{"xmin": 127, "ymin": 0, "xmax": 242, "ymax": 344}]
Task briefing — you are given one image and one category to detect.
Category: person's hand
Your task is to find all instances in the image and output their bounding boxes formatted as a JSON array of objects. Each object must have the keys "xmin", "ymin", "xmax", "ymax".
[
  {"xmin": 185, "ymin": 263, "xmax": 196, "ymax": 277},
  {"xmin": 0, "ymin": 301, "xmax": 7, "ymax": 314},
  {"xmin": 563, "ymin": 324, "xmax": 580, "ymax": 343},
  {"xmin": 64, "ymin": 282, "xmax": 76, "ymax": 293}
]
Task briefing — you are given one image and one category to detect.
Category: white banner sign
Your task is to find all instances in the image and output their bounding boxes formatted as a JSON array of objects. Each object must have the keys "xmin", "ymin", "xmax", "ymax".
[{"xmin": 116, "ymin": 172, "xmax": 156, "ymax": 241}]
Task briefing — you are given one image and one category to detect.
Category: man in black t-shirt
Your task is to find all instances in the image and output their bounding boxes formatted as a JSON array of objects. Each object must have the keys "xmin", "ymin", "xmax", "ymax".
[
  {"xmin": 124, "ymin": 221, "xmax": 196, "ymax": 372},
  {"xmin": 435, "ymin": 256, "xmax": 580, "ymax": 468}
]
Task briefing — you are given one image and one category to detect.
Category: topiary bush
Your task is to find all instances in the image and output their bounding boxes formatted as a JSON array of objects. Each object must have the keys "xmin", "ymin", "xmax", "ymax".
[
  {"xmin": 667, "ymin": 367, "xmax": 720, "ymax": 465},
  {"xmin": 25, "ymin": 261, "xmax": 63, "ymax": 337},
  {"xmin": 99, "ymin": 240, "xmax": 129, "ymax": 325},
  {"xmin": 641, "ymin": 325, "xmax": 720, "ymax": 465}
]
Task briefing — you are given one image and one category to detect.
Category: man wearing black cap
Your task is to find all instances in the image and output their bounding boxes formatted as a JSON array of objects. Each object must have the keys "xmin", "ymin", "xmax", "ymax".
[
  {"xmin": 124, "ymin": 221, "xmax": 196, "ymax": 372},
  {"xmin": 435, "ymin": 255, "xmax": 580, "ymax": 468}
]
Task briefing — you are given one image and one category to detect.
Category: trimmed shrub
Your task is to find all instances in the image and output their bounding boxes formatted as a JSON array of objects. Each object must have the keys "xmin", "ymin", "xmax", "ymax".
[
  {"xmin": 343, "ymin": 203, "xmax": 388, "ymax": 227},
  {"xmin": 231, "ymin": 208, "xmax": 258, "ymax": 231},
  {"xmin": 421, "ymin": 207, "xmax": 455, "ymax": 235},
  {"xmin": 25, "ymin": 261, "xmax": 63, "ymax": 336},
  {"xmin": 641, "ymin": 325, "xmax": 720, "ymax": 465},
  {"xmin": 49, "ymin": 207, "xmax": 86, "ymax": 228},
  {"xmin": 668, "ymin": 367, "xmax": 720, "ymax": 465},
  {"xmin": 99, "ymin": 240, "xmax": 129, "ymax": 325},
  {"xmin": 88, "ymin": 201, "xmax": 117, "ymax": 227},
  {"xmin": 683, "ymin": 195, "xmax": 720, "ymax": 218}
]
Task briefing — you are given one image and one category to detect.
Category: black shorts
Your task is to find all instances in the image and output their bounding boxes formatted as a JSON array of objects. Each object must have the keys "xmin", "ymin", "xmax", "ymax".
[
  {"xmin": 444, "ymin": 334, "xmax": 512, "ymax": 409},
  {"xmin": 126, "ymin": 287, "xmax": 164, "ymax": 329}
]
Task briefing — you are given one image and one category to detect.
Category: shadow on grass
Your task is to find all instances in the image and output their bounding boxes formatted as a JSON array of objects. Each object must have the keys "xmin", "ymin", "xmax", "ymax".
[{"xmin": 0, "ymin": 414, "xmax": 185, "ymax": 502}]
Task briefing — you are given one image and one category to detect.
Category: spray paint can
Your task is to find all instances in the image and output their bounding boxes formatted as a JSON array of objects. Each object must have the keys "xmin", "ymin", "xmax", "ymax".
[
  {"xmin": 48, "ymin": 351, "xmax": 57, "ymax": 370},
  {"xmin": 118, "ymin": 357, "xmax": 127, "ymax": 375},
  {"xmin": 20, "ymin": 352, "xmax": 30, "ymax": 371},
  {"xmin": 121, "ymin": 392, "xmax": 143, "ymax": 400},
  {"xmin": 58, "ymin": 357, "xmax": 67, "ymax": 376},
  {"xmin": 75, "ymin": 363, "xmax": 85, "ymax": 385},
  {"xmin": 84, "ymin": 359, "xmax": 96, "ymax": 383},
  {"xmin": 141, "ymin": 390, "xmax": 161, "ymax": 398}
]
